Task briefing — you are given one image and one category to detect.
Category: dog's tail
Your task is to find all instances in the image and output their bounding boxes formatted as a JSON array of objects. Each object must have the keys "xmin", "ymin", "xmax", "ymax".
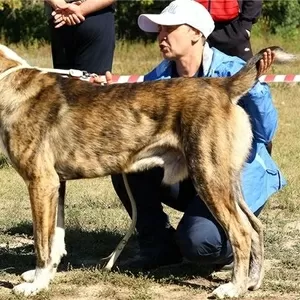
[{"xmin": 227, "ymin": 46, "xmax": 296, "ymax": 105}]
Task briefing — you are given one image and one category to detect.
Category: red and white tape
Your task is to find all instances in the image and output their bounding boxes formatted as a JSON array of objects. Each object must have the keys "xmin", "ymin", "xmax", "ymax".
[
  {"xmin": 259, "ymin": 74, "xmax": 300, "ymax": 83},
  {"xmin": 93, "ymin": 74, "xmax": 300, "ymax": 84},
  {"xmin": 110, "ymin": 75, "xmax": 145, "ymax": 83}
]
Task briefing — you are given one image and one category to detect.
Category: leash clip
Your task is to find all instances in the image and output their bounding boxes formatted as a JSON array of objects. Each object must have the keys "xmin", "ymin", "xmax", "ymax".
[{"xmin": 69, "ymin": 69, "xmax": 90, "ymax": 78}]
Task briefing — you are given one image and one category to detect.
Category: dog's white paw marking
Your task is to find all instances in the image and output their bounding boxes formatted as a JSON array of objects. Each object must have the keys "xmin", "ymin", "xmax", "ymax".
[
  {"xmin": 212, "ymin": 282, "xmax": 243, "ymax": 299},
  {"xmin": 15, "ymin": 267, "xmax": 51, "ymax": 296},
  {"xmin": 21, "ymin": 270, "xmax": 35, "ymax": 283},
  {"xmin": 21, "ymin": 266, "xmax": 59, "ymax": 284},
  {"xmin": 13, "ymin": 282, "xmax": 48, "ymax": 296},
  {"xmin": 50, "ymin": 227, "xmax": 67, "ymax": 263}
]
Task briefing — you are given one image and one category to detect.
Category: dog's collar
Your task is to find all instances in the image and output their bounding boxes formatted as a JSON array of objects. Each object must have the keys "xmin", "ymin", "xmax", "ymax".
[{"xmin": 0, "ymin": 64, "xmax": 31, "ymax": 81}]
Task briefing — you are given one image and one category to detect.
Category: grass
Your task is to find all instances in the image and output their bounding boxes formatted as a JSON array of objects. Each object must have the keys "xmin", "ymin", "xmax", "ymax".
[{"xmin": 0, "ymin": 34, "xmax": 300, "ymax": 299}]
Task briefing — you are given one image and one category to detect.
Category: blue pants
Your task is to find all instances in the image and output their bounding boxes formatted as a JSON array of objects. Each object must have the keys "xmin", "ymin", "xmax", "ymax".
[{"xmin": 111, "ymin": 168, "xmax": 263, "ymax": 265}]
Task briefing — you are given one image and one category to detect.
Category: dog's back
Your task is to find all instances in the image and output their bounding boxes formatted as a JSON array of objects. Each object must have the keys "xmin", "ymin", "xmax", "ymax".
[
  {"xmin": 1, "ymin": 72, "xmax": 249, "ymax": 183},
  {"xmin": 0, "ymin": 45, "xmax": 293, "ymax": 185}
]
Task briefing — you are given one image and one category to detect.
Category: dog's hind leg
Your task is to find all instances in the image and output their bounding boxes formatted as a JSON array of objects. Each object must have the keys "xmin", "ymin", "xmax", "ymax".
[
  {"xmin": 13, "ymin": 171, "xmax": 61, "ymax": 296},
  {"xmin": 21, "ymin": 181, "xmax": 67, "ymax": 284},
  {"xmin": 234, "ymin": 181, "xmax": 264, "ymax": 291},
  {"xmin": 188, "ymin": 165, "xmax": 252, "ymax": 298}
]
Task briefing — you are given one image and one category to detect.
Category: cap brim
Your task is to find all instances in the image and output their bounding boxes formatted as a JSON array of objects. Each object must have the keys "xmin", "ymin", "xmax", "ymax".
[{"xmin": 138, "ymin": 14, "xmax": 185, "ymax": 33}]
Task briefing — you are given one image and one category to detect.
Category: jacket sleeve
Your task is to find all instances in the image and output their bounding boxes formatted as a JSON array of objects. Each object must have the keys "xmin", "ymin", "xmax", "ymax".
[
  {"xmin": 238, "ymin": 0, "xmax": 263, "ymax": 31},
  {"xmin": 144, "ymin": 60, "xmax": 172, "ymax": 82}
]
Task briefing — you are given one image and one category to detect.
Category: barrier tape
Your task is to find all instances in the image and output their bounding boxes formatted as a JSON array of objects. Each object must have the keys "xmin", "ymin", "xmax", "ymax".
[
  {"xmin": 259, "ymin": 74, "xmax": 300, "ymax": 83},
  {"xmin": 87, "ymin": 74, "xmax": 300, "ymax": 84}
]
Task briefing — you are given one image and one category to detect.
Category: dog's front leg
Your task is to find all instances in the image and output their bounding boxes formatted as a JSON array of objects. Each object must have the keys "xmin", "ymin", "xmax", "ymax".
[
  {"xmin": 20, "ymin": 181, "xmax": 67, "ymax": 284},
  {"xmin": 13, "ymin": 176, "xmax": 62, "ymax": 296}
]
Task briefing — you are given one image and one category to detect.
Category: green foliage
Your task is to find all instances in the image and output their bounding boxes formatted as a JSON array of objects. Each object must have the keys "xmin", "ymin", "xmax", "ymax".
[
  {"xmin": 0, "ymin": 3, "xmax": 50, "ymax": 45},
  {"xmin": 0, "ymin": 1, "xmax": 170, "ymax": 44},
  {"xmin": 115, "ymin": 1, "xmax": 169, "ymax": 41},
  {"xmin": 262, "ymin": 0, "xmax": 300, "ymax": 38},
  {"xmin": 0, "ymin": 0, "xmax": 22, "ymax": 10},
  {"xmin": 0, "ymin": 0, "xmax": 300, "ymax": 44}
]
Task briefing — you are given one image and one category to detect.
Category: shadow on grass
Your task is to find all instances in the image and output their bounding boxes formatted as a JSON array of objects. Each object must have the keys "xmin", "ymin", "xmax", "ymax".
[
  {"xmin": 0, "ymin": 222, "xmax": 226, "ymax": 292},
  {"xmin": 119, "ymin": 261, "xmax": 226, "ymax": 291},
  {"xmin": 0, "ymin": 221, "xmax": 137, "ymax": 275}
]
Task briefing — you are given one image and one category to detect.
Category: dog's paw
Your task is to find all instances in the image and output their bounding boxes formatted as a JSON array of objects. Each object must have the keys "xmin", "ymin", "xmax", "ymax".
[
  {"xmin": 21, "ymin": 267, "xmax": 58, "ymax": 284},
  {"xmin": 211, "ymin": 282, "xmax": 244, "ymax": 299},
  {"xmin": 13, "ymin": 282, "xmax": 48, "ymax": 296},
  {"xmin": 21, "ymin": 270, "xmax": 35, "ymax": 283}
]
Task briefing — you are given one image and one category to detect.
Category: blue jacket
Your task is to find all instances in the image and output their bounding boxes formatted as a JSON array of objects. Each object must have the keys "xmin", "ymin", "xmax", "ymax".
[{"xmin": 144, "ymin": 44, "xmax": 286, "ymax": 212}]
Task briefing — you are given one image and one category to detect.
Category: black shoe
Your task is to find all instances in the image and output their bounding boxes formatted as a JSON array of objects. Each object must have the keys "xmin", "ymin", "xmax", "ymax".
[
  {"xmin": 121, "ymin": 227, "xmax": 183, "ymax": 271},
  {"xmin": 214, "ymin": 261, "xmax": 234, "ymax": 272},
  {"xmin": 121, "ymin": 247, "xmax": 183, "ymax": 271}
]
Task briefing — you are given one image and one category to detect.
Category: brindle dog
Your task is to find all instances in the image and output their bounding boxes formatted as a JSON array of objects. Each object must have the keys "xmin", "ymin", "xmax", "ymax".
[{"xmin": 0, "ymin": 45, "xmax": 294, "ymax": 298}]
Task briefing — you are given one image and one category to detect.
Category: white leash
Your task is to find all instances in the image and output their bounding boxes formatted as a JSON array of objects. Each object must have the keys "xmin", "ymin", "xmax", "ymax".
[
  {"xmin": 0, "ymin": 65, "xmax": 30, "ymax": 80},
  {"xmin": 101, "ymin": 174, "xmax": 137, "ymax": 270},
  {"xmin": 34, "ymin": 67, "xmax": 95, "ymax": 79},
  {"xmin": 0, "ymin": 64, "xmax": 97, "ymax": 81}
]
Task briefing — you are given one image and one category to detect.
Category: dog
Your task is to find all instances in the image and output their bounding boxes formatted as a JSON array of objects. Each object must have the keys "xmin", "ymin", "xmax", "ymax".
[{"xmin": 0, "ymin": 44, "xmax": 294, "ymax": 298}]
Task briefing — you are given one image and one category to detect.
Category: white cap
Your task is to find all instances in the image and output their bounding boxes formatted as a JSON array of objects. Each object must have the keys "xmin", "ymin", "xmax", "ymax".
[{"xmin": 138, "ymin": 0, "xmax": 215, "ymax": 38}]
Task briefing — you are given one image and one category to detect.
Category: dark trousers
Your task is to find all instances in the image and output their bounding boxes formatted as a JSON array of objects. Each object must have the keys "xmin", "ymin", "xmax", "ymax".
[
  {"xmin": 208, "ymin": 18, "xmax": 253, "ymax": 61},
  {"xmin": 49, "ymin": 8, "xmax": 115, "ymax": 74},
  {"xmin": 112, "ymin": 168, "xmax": 263, "ymax": 265}
]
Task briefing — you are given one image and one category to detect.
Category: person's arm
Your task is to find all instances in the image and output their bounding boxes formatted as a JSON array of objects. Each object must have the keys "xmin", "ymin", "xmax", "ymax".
[
  {"xmin": 77, "ymin": 0, "xmax": 116, "ymax": 16},
  {"xmin": 53, "ymin": 0, "xmax": 115, "ymax": 27},
  {"xmin": 45, "ymin": 0, "xmax": 67, "ymax": 9},
  {"xmin": 238, "ymin": 0, "xmax": 262, "ymax": 32}
]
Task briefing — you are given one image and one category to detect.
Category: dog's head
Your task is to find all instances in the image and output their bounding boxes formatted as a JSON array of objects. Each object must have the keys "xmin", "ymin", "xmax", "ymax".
[{"xmin": 0, "ymin": 44, "xmax": 29, "ymax": 74}]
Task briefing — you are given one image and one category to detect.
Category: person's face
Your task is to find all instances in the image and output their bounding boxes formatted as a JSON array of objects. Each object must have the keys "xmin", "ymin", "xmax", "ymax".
[{"xmin": 157, "ymin": 24, "xmax": 201, "ymax": 59}]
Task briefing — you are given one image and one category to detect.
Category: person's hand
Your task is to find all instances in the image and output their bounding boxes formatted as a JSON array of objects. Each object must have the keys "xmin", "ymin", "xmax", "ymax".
[
  {"xmin": 93, "ymin": 71, "xmax": 113, "ymax": 85},
  {"xmin": 257, "ymin": 48, "xmax": 275, "ymax": 77},
  {"xmin": 52, "ymin": 2, "xmax": 85, "ymax": 28}
]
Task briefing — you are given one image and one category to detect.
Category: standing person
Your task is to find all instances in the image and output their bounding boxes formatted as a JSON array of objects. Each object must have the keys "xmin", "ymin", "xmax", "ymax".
[
  {"xmin": 104, "ymin": 0, "xmax": 285, "ymax": 272},
  {"xmin": 44, "ymin": 0, "xmax": 116, "ymax": 74},
  {"xmin": 195, "ymin": 0, "xmax": 262, "ymax": 61}
]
